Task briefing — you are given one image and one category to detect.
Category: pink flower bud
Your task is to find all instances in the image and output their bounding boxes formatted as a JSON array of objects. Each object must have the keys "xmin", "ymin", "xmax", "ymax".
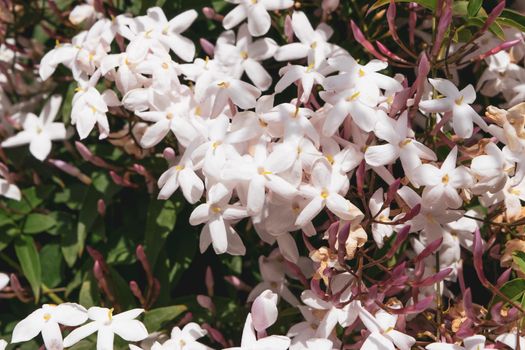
[
  {"xmin": 97, "ymin": 199, "xmax": 106, "ymax": 216},
  {"xmin": 284, "ymin": 15, "xmax": 294, "ymax": 43},
  {"xmin": 431, "ymin": 0, "xmax": 452, "ymax": 57},
  {"xmin": 386, "ymin": 225, "xmax": 410, "ymax": 259},
  {"xmin": 202, "ymin": 7, "xmax": 216, "ymax": 19},
  {"xmin": 197, "ymin": 295, "xmax": 216, "ymax": 313},
  {"xmin": 473, "ymin": 229, "xmax": 489, "ymax": 286},
  {"xmin": 350, "ymin": 20, "xmax": 387, "ymax": 61},
  {"xmin": 413, "ymin": 267, "xmax": 452, "ymax": 287},
  {"xmin": 200, "ymin": 38, "xmax": 215, "ymax": 57},
  {"xmin": 205, "ymin": 266, "xmax": 214, "ymax": 296},
  {"xmin": 476, "ymin": 39, "xmax": 521, "ymax": 61},
  {"xmin": 224, "ymin": 275, "xmax": 252, "ymax": 291},
  {"xmin": 482, "ymin": 0, "xmax": 505, "ymax": 33},
  {"xmin": 48, "ymin": 159, "xmax": 92, "ymax": 185}
]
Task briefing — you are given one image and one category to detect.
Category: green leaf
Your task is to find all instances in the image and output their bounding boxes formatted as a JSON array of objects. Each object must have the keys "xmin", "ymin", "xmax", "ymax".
[
  {"xmin": 513, "ymin": 251, "xmax": 525, "ymax": 274},
  {"xmin": 15, "ymin": 235, "xmax": 42, "ymax": 302},
  {"xmin": 368, "ymin": 0, "xmax": 436, "ymax": 12},
  {"xmin": 467, "ymin": 0, "xmax": 482, "ymax": 17},
  {"xmin": 143, "ymin": 305, "xmax": 187, "ymax": 332},
  {"xmin": 40, "ymin": 244, "xmax": 64, "ymax": 288},
  {"xmin": 22, "ymin": 213, "xmax": 56, "ymax": 234},
  {"xmin": 79, "ymin": 272, "xmax": 100, "ymax": 308},
  {"xmin": 108, "ymin": 267, "xmax": 135, "ymax": 310},
  {"xmin": 497, "ymin": 9, "xmax": 525, "ymax": 32},
  {"xmin": 144, "ymin": 199, "xmax": 178, "ymax": 269},
  {"xmin": 492, "ymin": 278, "xmax": 525, "ymax": 306}
]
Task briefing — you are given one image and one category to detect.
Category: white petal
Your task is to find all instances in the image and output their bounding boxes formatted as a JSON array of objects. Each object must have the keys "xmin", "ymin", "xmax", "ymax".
[
  {"xmin": 112, "ymin": 320, "xmax": 148, "ymax": 342},
  {"xmin": 251, "ymin": 290, "xmax": 278, "ymax": 332},
  {"xmin": 42, "ymin": 321, "xmax": 64, "ymax": 350},
  {"xmin": 295, "ymin": 197, "xmax": 324, "ymax": 227},
  {"xmin": 96, "ymin": 326, "xmax": 114, "ymax": 350},
  {"xmin": 361, "ymin": 332, "xmax": 395, "ymax": 350},
  {"xmin": 29, "ymin": 134, "xmax": 52, "ymax": 161},
  {"xmin": 63, "ymin": 322, "xmax": 99, "ymax": 347},
  {"xmin": 54, "ymin": 303, "xmax": 88, "ymax": 326},
  {"xmin": 247, "ymin": 3, "xmax": 271, "ymax": 36},
  {"xmin": 11, "ymin": 311, "xmax": 44, "ymax": 343},
  {"xmin": 365, "ymin": 144, "xmax": 399, "ymax": 167},
  {"xmin": 223, "ymin": 5, "xmax": 247, "ymax": 30}
]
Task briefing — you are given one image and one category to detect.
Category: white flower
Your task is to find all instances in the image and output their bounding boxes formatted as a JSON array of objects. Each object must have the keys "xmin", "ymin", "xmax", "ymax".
[
  {"xmin": 206, "ymin": 77, "xmax": 261, "ymax": 117},
  {"xmin": 275, "ymin": 11, "xmax": 334, "ymax": 67},
  {"xmin": 1, "ymin": 95, "xmax": 66, "ymax": 161},
  {"xmin": 364, "ymin": 112, "xmax": 436, "ymax": 178},
  {"xmin": 295, "ymin": 159, "xmax": 363, "ymax": 226},
  {"xmin": 222, "ymin": 142, "xmax": 298, "ymax": 215},
  {"xmin": 63, "ymin": 307, "xmax": 148, "ymax": 350},
  {"xmin": 215, "ymin": 24, "xmax": 278, "ymax": 90},
  {"xmin": 135, "ymin": 92, "xmax": 199, "ymax": 148},
  {"xmin": 369, "ymin": 188, "xmax": 394, "ymax": 248},
  {"xmin": 123, "ymin": 7, "xmax": 197, "ymax": 63},
  {"xmin": 158, "ymin": 144, "xmax": 204, "ymax": 204},
  {"xmin": 0, "ymin": 272, "xmax": 9, "ymax": 290},
  {"xmin": 0, "ymin": 339, "xmax": 6, "ymax": 350},
  {"xmin": 69, "ymin": 0, "xmax": 99, "ymax": 26},
  {"xmin": 427, "ymin": 335, "xmax": 488, "ymax": 350},
  {"xmin": 71, "ymin": 71, "xmax": 120, "ymax": 140},
  {"xmin": 496, "ymin": 331, "xmax": 525, "ymax": 350},
  {"xmin": 275, "ymin": 63, "xmax": 325, "ymax": 103},
  {"xmin": 222, "ymin": 0, "xmax": 294, "ymax": 37},
  {"xmin": 0, "ymin": 163, "xmax": 21, "ymax": 201},
  {"xmin": 419, "ymin": 78, "xmax": 488, "ymax": 138},
  {"xmin": 359, "ymin": 305, "xmax": 415, "ymax": 350},
  {"xmin": 248, "ymin": 255, "xmax": 300, "ymax": 306},
  {"xmin": 477, "ymin": 51, "xmax": 522, "ymax": 98},
  {"xmin": 11, "ymin": 303, "xmax": 88, "ymax": 350},
  {"xmin": 224, "ymin": 312, "xmax": 290, "ymax": 350},
  {"xmin": 299, "ymin": 275, "xmax": 359, "ymax": 338},
  {"xmin": 162, "ymin": 323, "xmax": 212, "ymax": 350},
  {"xmin": 411, "ymin": 146, "xmax": 473, "ymax": 209},
  {"xmin": 189, "ymin": 183, "xmax": 248, "ymax": 255}
]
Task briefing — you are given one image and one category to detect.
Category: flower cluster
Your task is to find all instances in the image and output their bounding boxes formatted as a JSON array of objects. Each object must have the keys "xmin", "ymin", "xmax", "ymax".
[{"xmin": 3, "ymin": 0, "xmax": 525, "ymax": 349}]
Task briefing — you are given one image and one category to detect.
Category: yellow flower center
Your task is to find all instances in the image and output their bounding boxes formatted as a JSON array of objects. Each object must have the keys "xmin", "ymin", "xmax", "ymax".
[
  {"xmin": 384, "ymin": 327, "xmax": 394, "ymax": 334},
  {"xmin": 43, "ymin": 313, "xmax": 52, "ymax": 321},
  {"xmin": 258, "ymin": 168, "xmax": 273, "ymax": 175},
  {"xmin": 441, "ymin": 174, "xmax": 449, "ymax": 184},
  {"xmin": 212, "ymin": 141, "xmax": 221, "ymax": 150},
  {"xmin": 320, "ymin": 190, "xmax": 329, "ymax": 199},
  {"xmin": 306, "ymin": 63, "xmax": 315, "ymax": 73},
  {"xmin": 326, "ymin": 154, "xmax": 334, "ymax": 164},
  {"xmin": 455, "ymin": 96, "xmax": 464, "ymax": 106},
  {"xmin": 258, "ymin": 118, "xmax": 268, "ymax": 128},
  {"xmin": 240, "ymin": 51, "xmax": 248, "ymax": 59},
  {"xmin": 194, "ymin": 106, "xmax": 202, "ymax": 116},
  {"xmin": 175, "ymin": 165, "xmax": 185, "ymax": 171},
  {"xmin": 166, "ymin": 112, "xmax": 174, "ymax": 120},
  {"xmin": 217, "ymin": 81, "xmax": 230, "ymax": 88},
  {"xmin": 211, "ymin": 206, "xmax": 222, "ymax": 213},
  {"xmin": 162, "ymin": 62, "xmax": 169, "ymax": 70},
  {"xmin": 310, "ymin": 41, "xmax": 317, "ymax": 49},
  {"xmin": 346, "ymin": 91, "xmax": 361, "ymax": 101},
  {"xmin": 399, "ymin": 138, "xmax": 412, "ymax": 147},
  {"xmin": 108, "ymin": 308, "xmax": 114, "ymax": 321},
  {"xmin": 359, "ymin": 68, "xmax": 366, "ymax": 77}
]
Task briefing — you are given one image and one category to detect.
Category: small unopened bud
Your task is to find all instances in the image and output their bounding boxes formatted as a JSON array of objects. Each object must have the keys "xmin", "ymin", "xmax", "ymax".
[
  {"xmin": 97, "ymin": 199, "xmax": 106, "ymax": 216},
  {"xmin": 200, "ymin": 38, "xmax": 215, "ymax": 57}
]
